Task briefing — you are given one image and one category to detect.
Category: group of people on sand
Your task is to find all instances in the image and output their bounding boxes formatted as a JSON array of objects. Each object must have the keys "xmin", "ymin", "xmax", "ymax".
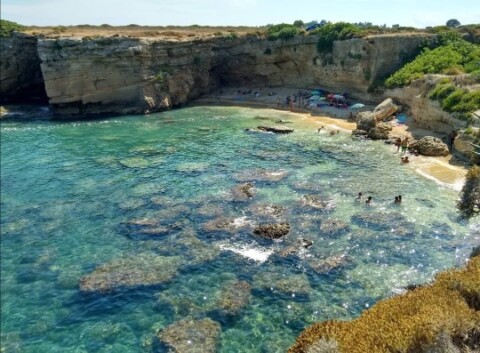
[
  {"xmin": 317, "ymin": 126, "xmax": 340, "ymax": 135},
  {"xmin": 356, "ymin": 192, "xmax": 402, "ymax": 205},
  {"xmin": 393, "ymin": 136, "xmax": 419, "ymax": 163}
]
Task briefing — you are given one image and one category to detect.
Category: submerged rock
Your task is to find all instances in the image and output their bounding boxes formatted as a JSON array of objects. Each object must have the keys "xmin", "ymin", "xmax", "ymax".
[
  {"xmin": 320, "ymin": 220, "xmax": 350, "ymax": 237},
  {"xmin": 253, "ymin": 223, "xmax": 290, "ymax": 240},
  {"xmin": 231, "ymin": 182, "xmax": 255, "ymax": 201},
  {"xmin": 351, "ymin": 212, "xmax": 412, "ymax": 231},
  {"xmin": 216, "ymin": 280, "xmax": 252, "ymax": 315},
  {"xmin": 157, "ymin": 318, "xmax": 221, "ymax": 353},
  {"xmin": 176, "ymin": 162, "xmax": 210, "ymax": 173},
  {"xmin": 253, "ymin": 270, "xmax": 311, "ymax": 296},
  {"xmin": 157, "ymin": 230, "xmax": 220, "ymax": 265},
  {"xmin": 257, "ymin": 125, "xmax": 294, "ymax": 134},
  {"xmin": 79, "ymin": 253, "xmax": 183, "ymax": 292},
  {"xmin": 249, "ymin": 204, "xmax": 286, "ymax": 219},
  {"xmin": 118, "ymin": 157, "xmax": 149, "ymax": 169},
  {"xmin": 233, "ymin": 169, "xmax": 288, "ymax": 183},
  {"xmin": 203, "ymin": 216, "xmax": 253, "ymax": 234},
  {"xmin": 308, "ymin": 255, "xmax": 348, "ymax": 274},
  {"xmin": 301, "ymin": 194, "xmax": 336, "ymax": 212}
]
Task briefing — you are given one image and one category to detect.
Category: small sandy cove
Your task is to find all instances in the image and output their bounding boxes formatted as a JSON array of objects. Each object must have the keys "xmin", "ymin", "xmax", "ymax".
[{"xmin": 194, "ymin": 86, "xmax": 468, "ymax": 191}]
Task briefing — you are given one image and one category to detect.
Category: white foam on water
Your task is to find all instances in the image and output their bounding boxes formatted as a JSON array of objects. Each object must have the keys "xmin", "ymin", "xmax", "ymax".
[
  {"xmin": 232, "ymin": 216, "xmax": 254, "ymax": 227},
  {"xmin": 217, "ymin": 243, "xmax": 273, "ymax": 263}
]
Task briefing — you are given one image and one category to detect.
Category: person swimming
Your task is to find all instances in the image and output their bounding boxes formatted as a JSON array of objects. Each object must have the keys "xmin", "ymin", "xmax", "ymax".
[{"xmin": 365, "ymin": 196, "xmax": 372, "ymax": 205}]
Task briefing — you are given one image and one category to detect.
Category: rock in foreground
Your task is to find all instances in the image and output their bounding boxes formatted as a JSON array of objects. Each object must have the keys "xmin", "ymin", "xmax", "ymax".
[
  {"xmin": 253, "ymin": 223, "xmax": 290, "ymax": 239},
  {"xmin": 157, "ymin": 318, "xmax": 221, "ymax": 353}
]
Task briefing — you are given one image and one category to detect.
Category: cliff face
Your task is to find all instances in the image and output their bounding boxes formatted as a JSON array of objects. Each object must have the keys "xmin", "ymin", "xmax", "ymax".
[
  {"xmin": 0, "ymin": 33, "xmax": 47, "ymax": 104},
  {"xmin": 31, "ymin": 33, "xmax": 434, "ymax": 117}
]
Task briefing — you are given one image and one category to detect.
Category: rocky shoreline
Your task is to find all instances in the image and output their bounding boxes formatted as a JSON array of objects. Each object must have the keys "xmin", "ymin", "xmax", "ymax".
[{"xmin": 192, "ymin": 87, "xmax": 468, "ymax": 189}]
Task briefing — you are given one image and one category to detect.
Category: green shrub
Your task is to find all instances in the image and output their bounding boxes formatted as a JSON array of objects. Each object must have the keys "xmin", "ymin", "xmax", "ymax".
[
  {"xmin": 310, "ymin": 22, "xmax": 362, "ymax": 53},
  {"xmin": 429, "ymin": 82, "xmax": 456, "ymax": 100},
  {"xmin": 385, "ymin": 38, "xmax": 480, "ymax": 88},
  {"xmin": 0, "ymin": 19, "xmax": 25, "ymax": 38},
  {"xmin": 457, "ymin": 166, "xmax": 480, "ymax": 218},
  {"xmin": 267, "ymin": 23, "xmax": 299, "ymax": 40}
]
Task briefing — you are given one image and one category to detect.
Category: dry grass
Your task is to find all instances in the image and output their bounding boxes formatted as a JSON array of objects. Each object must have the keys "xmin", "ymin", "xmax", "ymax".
[
  {"xmin": 23, "ymin": 24, "xmax": 267, "ymax": 40},
  {"xmin": 289, "ymin": 256, "xmax": 480, "ymax": 353}
]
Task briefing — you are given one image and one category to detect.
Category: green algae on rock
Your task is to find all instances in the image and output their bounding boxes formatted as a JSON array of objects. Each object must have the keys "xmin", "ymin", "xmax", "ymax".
[
  {"xmin": 157, "ymin": 318, "xmax": 221, "ymax": 353},
  {"xmin": 79, "ymin": 253, "xmax": 183, "ymax": 292}
]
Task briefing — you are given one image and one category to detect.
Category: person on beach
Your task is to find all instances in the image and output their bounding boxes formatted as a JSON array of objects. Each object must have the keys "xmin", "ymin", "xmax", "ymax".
[
  {"xmin": 401, "ymin": 137, "xmax": 409, "ymax": 154},
  {"xmin": 447, "ymin": 131, "xmax": 457, "ymax": 151},
  {"xmin": 394, "ymin": 137, "xmax": 402, "ymax": 153}
]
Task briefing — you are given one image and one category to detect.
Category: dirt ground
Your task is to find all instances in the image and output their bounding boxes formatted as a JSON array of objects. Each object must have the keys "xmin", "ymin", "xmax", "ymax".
[{"xmin": 23, "ymin": 25, "xmax": 264, "ymax": 40}]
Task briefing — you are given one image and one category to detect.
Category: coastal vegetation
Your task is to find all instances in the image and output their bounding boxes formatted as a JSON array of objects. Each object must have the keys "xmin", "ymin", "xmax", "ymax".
[
  {"xmin": 458, "ymin": 166, "xmax": 480, "ymax": 218},
  {"xmin": 266, "ymin": 23, "xmax": 302, "ymax": 40},
  {"xmin": 385, "ymin": 36, "xmax": 480, "ymax": 88},
  {"xmin": 0, "ymin": 19, "xmax": 25, "ymax": 37},
  {"xmin": 289, "ymin": 253, "xmax": 480, "ymax": 353}
]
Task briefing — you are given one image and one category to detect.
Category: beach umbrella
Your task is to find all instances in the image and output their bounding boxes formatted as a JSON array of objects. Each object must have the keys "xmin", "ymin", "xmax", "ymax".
[
  {"xmin": 350, "ymin": 103, "xmax": 365, "ymax": 110},
  {"xmin": 333, "ymin": 94, "xmax": 345, "ymax": 101}
]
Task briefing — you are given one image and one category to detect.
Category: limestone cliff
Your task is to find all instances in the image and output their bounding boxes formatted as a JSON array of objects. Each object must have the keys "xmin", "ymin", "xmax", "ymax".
[
  {"xmin": 31, "ymin": 33, "xmax": 433, "ymax": 117},
  {"xmin": 0, "ymin": 32, "xmax": 47, "ymax": 103}
]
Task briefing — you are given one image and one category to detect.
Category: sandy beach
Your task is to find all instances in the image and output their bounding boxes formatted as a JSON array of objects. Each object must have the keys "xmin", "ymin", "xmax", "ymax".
[{"xmin": 194, "ymin": 86, "xmax": 468, "ymax": 190}]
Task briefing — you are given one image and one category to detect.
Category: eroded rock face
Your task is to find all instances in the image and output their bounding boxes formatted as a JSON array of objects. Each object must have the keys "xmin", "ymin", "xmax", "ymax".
[
  {"xmin": 253, "ymin": 223, "xmax": 290, "ymax": 239},
  {"xmin": 28, "ymin": 33, "xmax": 435, "ymax": 117},
  {"xmin": 79, "ymin": 253, "xmax": 183, "ymax": 292},
  {"xmin": 367, "ymin": 122, "xmax": 393, "ymax": 140},
  {"xmin": 373, "ymin": 98, "xmax": 399, "ymax": 121},
  {"xmin": 409, "ymin": 136, "xmax": 450, "ymax": 156},
  {"xmin": 356, "ymin": 112, "xmax": 376, "ymax": 132},
  {"xmin": 0, "ymin": 33, "xmax": 47, "ymax": 103},
  {"xmin": 157, "ymin": 318, "xmax": 221, "ymax": 353}
]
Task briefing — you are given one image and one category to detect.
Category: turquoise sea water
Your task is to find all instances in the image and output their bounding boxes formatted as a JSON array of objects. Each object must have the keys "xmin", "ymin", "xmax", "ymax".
[{"xmin": 1, "ymin": 106, "xmax": 479, "ymax": 352}]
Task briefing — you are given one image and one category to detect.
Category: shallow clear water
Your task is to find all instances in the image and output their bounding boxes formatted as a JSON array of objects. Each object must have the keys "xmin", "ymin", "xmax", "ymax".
[{"xmin": 1, "ymin": 106, "xmax": 478, "ymax": 352}]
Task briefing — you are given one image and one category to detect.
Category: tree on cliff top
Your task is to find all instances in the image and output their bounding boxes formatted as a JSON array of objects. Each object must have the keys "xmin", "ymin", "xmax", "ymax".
[
  {"xmin": 446, "ymin": 19, "xmax": 461, "ymax": 28},
  {"xmin": 0, "ymin": 20, "xmax": 25, "ymax": 38},
  {"xmin": 457, "ymin": 165, "xmax": 480, "ymax": 218},
  {"xmin": 310, "ymin": 22, "xmax": 362, "ymax": 53}
]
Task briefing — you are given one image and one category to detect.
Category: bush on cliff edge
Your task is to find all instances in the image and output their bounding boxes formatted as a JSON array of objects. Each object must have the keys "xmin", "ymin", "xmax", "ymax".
[
  {"xmin": 385, "ymin": 37, "xmax": 480, "ymax": 88},
  {"xmin": 0, "ymin": 20, "xmax": 25, "ymax": 38}
]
